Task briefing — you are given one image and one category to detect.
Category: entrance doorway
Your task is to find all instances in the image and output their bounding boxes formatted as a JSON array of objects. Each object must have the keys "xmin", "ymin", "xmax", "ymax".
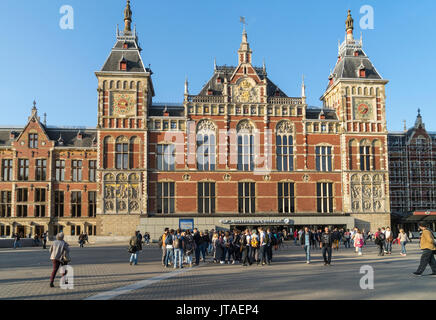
[
  {"xmin": 35, "ymin": 226, "xmax": 45, "ymax": 237},
  {"xmin": 16, "ymin": 226, "xmax": 25, "ymax": 237}
]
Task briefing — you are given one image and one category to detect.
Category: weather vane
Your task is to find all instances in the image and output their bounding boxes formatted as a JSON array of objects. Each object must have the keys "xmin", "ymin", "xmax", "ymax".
[{"xmin": 240, "ymin": 16, "xmax": 247, "ymax": 30}]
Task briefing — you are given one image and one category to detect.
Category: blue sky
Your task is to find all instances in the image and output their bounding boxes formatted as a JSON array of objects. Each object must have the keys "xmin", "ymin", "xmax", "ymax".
[{"xmin": 0, "ymin": 0, "xmax": 435, "ymax": 131}]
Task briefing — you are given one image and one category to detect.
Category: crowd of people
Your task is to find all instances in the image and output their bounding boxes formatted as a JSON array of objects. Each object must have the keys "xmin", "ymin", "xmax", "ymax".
[{"xmin": 153, "ymin": 228, "xmax": 285, "ymax": 268}]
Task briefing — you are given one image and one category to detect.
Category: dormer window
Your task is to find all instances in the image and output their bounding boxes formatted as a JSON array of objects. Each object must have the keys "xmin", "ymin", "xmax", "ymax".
[
  {"xmin": 29, "ymin": 133, "xmax": 38, "ymax": 149},
  {"xmin": 216, "ymin": 77, "xmax": 222, "ymax": 84},
  {"xmin": 123, "ymin": 42, "xmax": 128, "ymax": 49},
  {"xmin": 207, "ymin": 89, "xmax": 213, "ymax": 96},
  {"xmin": 120, "ymin": 61, "xmax": 127, "ymax": 71},
  {"xmin": 354, "ymin": 51, "xmax": 359, "ymax": 57},
  {"xmin": 275, "ymin": 90, "xmax": 280, "ymax": 97},
  {"xmin": 359, "ymin": 69, "xmax": 366, "ymax": 78}
]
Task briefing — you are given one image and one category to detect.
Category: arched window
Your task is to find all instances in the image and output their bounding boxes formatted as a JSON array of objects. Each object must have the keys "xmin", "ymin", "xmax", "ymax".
[
  {"xmin": 196, "ymin": 120, "xmax": 216, "ymax": 171},
  {"xmin": 360, "ymin": 140, "xmax": 371, "ymax": 171},
  {"xmin": 129, "ymin": 137, "xmax": 140, "ymax": 169},
  {"xmin": 103, "ymin": 136, "xmax": 114, "ymax": 169},
  {"xmin": 276, "ymin": 121, "xmax": 294, "ymax": 171},
  {"xmin": 237, "ymin": 120, "xmax": 255, "ymax": 171},
  {"xmin": 115, "ymin": 136, "xmax": 129, "ymax": 169}
]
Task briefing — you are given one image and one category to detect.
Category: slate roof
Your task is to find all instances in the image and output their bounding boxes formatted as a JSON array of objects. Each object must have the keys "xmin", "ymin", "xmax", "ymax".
[
  {"xmin": 149, "ymin": 104, "xmax": 185, "ymax": 117},
  {"xmin": 306, "ymin": 108, "xmax": 338, "ymax": 120},
  {"xmin": 197, "ymin": 65, "xmax": 287, "ymax": 97},
  {"xmin": 0, "ymin": 127, "xmax": 97, "ymax": 148},
  {"xmin": 100, "ymin": 37, "xmax": 151, "ymax": 73}
]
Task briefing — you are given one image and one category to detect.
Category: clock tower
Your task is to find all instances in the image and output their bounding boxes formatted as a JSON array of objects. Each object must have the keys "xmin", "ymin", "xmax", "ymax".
[
  {"xmin": 320, "ymin": 10, "xmax": 391, "ymax": 231},
  {"xmin": 95, "ymin": 0, "xmax": 154, "ymax": 236}
]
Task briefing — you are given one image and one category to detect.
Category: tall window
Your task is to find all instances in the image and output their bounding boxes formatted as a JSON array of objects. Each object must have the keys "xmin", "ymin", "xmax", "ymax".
[
  {"xmin": 197, "ymin": 120, "xmax": 217, "ymax": 171},
  {"xmin": 276, "ymin": 135, "xmax": 294, "ymax": 171},
  {"xmin": 198, "ymin": 182, "xmax": 216, "ymax": 214},
  {"xmin": 35, "ymin": 159, "xmax": 47, "ymax": 181},
  {"xmin": 157, "ymin": 182, "xmax": 175, "ymax": 214},
  {"xmin": 55, "ymin": 160, "xmax": 65, "ymax": 181},
  {"xmin": 18, "ymin": 159, "xmax": 29, "ymax": 181},
  {"xmin": 0, "ymin": 191, "xmax": 12, "ymax": 217},
  {"xmin": 29, "ymin": 133, "xmax": 38, "ymax": 149},
  {"xmin": 237, "ymin": 121, "xmax": 255, "ymax": 171},
  {"xmin": 71, "ymin": 191, "xmax": 82, "ymax": 217},
  {"xmin": 72, "ymin": 160, "xmax": 82, "ymax": 182},
  {"xmin": 278, "ymin": 182, "xmax": 295, "ymax": 213},
  {"xmin": 116, "ymin": 141, "xmax": 129, "ymax": 169},
  {"xmin": 16, "ymin": 188, "xmax": 28, "ymax": 217},
  {"xmin": 34, "ymin": 188, "xmax": 46, "ymax": 217},
  {"xmin": 88, "ymin": 191, "xmax": 97, "ymax": 217},
  {"xmin": 2, "ymin": 159, "xmax": 12, "ymax": 181},
  {"xmin": 360, "ymin": 145, "xmax": 371, "ymax": 171},
  {"xmin": 238, "ymin": 182, "xmax": 255, "ymax": 214},
  {"xmin": 157, "ymin": 144, "xmax": 175, "ymax": 171},
  {"xmin": 54, "ymin": 191, "xmax": 64, "ymax": 217},
  {"xmin": 89, "ymin": 160, "xmax": 97, "ymax": 182},
  {"xmin": 317, "ymin": 183, "xmax": 333, "ymax": 213},
  {"xmin": 316, "ymin": 146, "xmax": 332, "ymax": 171}
]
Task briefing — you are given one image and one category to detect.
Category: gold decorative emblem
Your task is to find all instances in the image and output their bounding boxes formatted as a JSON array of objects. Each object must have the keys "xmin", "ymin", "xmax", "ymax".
[
  {"xmin": 112, "ymin": 93, "xmax": 135, "ymax": 117},
  {"xmin": 223, "ymin": 173, "xmax": 231, "ymax": 181},
  {"xmin": 182, "ymin": 174, "xmax": 191, "ymax": 181},
  {"xmin": 236, "ymin": 78, "xmax": 257, "ymax": 103}
]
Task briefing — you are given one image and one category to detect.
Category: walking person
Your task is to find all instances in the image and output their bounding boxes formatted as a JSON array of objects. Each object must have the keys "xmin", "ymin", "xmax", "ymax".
[
  {"xmin": 413, "ymin": 223, "xmax": 436, "ymax": 276},
  {"xmin": 266, "ymin": 228, "xmax": 273, "ymax": 264},
  {"xmin": 300, "ymin": 227, "xmax": 313, "ymax": 264},
  {"xmin": 332, "ymin": 228, "xmax": 340, "ymax": 251},
  {"xmin": 293, "ymin": 230, "xmax": 298, "ymax": 246},
  {"xmin": 144, "ymin": 232, "xmax": 150, "ymax": 245},
  {"xmin": 13, "ymin": 233, "xmax": 22, "ymax": 249},
  {"xmin": 128, "ymin": 231, "xmax": 141, "ymax": 265},
  {"xmin": 250, "ymin": 229, "xmax": 260, "ymax": 265},
  {"xmin": 78, "ymin": 233, "xmax": 86, "ymax": 248},
  {"xmin": 353, "ymin": 229, "xmax": 364, "ymax": 256},
  {"xmin": 184, "ymin": 230, "xmax": 194, "ymax": 267},
  {"xmin": 385, "ymin": 227, "xmax": 394, "ymax": 255},
  {"xmin": 375, "ymin": 228, "xmax": 386, "ymax": 256},
  {"xmin": 42, "ymin": 232, "xmax": 48, "ymax": 249},
  {"xmin": 193, "ymin": 228, "xmax": 201, "ymax": 265},
  {"xmin": 397, "ymin": 229, "xmax": 410, "ymax": 256},
  {"xmin": 49, "ymin": 233, "xmax": 70, "ymax": 288},
  {"xmin": 320, "ymin": 227, "xmax": 333, "ymax": 266},
  {"xmin": 343, "ymin": 229, "xmax": 351, "ymax": 249}
]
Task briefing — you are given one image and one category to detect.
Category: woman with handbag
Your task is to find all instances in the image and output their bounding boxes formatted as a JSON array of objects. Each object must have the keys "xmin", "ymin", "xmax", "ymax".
[
  {"xmin": 353, "ymin": 229, "xmax": 364, "ymax": 256},
  {"xmin": 397, "ymin": 229, "xmax": 410, "ymax": 256},
  {"xmin": 49, "ymin": 233, "xmax": 71, "ymax": 288}
]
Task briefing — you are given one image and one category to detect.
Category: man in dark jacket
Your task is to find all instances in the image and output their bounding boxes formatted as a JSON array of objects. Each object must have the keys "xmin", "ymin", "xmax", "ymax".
[
  {"xmin": 193, "ymin": 228, "xmax": 201, "ymax": 265},
  {"xmin": 320, "ymin": 227, "xmax": 333, "ymax": 265},
  {"xmin": 241, "ymin": 229, "xmax": 252, "ymax": 266},
  {"xmin": 300, "ymin": 227, "xmax": 313, "ymax": 264},
  {"xmin": 332, "ymin": 228, "xmax": 341, "ymax": 251}
]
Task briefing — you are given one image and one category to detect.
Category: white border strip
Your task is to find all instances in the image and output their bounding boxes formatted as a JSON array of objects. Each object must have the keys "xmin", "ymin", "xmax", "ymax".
[{"xmin": 84, "ymin": 268, "xmax": 190, "ymax": 300}]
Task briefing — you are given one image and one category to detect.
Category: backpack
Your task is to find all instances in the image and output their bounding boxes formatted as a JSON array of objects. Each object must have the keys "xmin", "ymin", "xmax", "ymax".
[
  {"xmin": 158, "ymin": 235, "xmax": 163, "ymax": 247},
  {"xmin": 251, "ymin": 236, "xmax": 259, "ymax": 248},
  {"xmin": 271, "ymin": 234, "xmax": 278, "ymax": 246},
  {"xmin": 165, "ymin": 235, "xmax": 173, "ymax": 246},
  {"xmin": 174, "ymin": 236, "xmax": 181, "ymax": 249},
  {"xmin": 185, "ymin": 237, "xmax": 193, "ymax": 251},
  {"xmin": 378, "ymin": 233, "xmax": 386, "ymax": 241},
  {"xmin": 264, "ymin": 233, "xmax": 270, "ymax": 245}
]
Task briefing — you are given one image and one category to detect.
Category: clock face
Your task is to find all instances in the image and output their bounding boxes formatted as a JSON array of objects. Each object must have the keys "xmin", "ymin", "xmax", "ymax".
[
  {"xmin": 353, "ymin": 99, "xmax": 373, "ymax": 120},
  {"xmin": 111, "ymin": 93, "xmax": 135, "ymax": 117}
]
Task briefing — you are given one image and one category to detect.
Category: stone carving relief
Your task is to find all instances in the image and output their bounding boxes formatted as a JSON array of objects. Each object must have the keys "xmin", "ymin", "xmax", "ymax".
[
  {"xmin": 103, "ymin": 172, "xmax": 141, "ymax": 214},
  {"xmin": 350, "ymin": 173, "xmax": 384, "ymax": 213},
  {"xmin": 276, "ymin": 121, "xmax": 293, "ymax": 135},
  {"xmin": 197, "ymin": 120, "xmax": 217, "ymax": 134}
]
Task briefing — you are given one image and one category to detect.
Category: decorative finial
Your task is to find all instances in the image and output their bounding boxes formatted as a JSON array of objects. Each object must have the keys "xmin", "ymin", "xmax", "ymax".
[
  {"xmin": 301, "ymin": 74, "xmax": 306, "ymax": 99},
  {"xmin": 124, "ymin": 0, "xmax": 132, "ymax": 33},
  {"xmin": 403, "ymin": 120, "xmax": 407, "ymax": 132},
  {"xmin": 184, "ymin": 77, "xmax": 189, "ymax": 95},
  {"xmin": 214, "ymin": 58, "xmax": 217, "ymax": 71},
  {"xmin": 418, "ymin": 108, "xmax": 421, "ymax": 116},
  {"xmin": 345, "ymin": 10, "xmax": 354, "ymax": 41}
]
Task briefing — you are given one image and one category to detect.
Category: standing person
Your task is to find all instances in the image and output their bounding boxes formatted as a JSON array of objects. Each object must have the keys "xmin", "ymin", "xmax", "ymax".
[
  {"xmin": 385, "ymin": 227, "xmax": 394, "ymax": 255},
  {"xmin": 193, "ymin": 228, "xmax": 201, "ymax": 265},
  {"xmin": 293, "ymin": 230, "xmax": 298, "ymax": 245},
  {"xmin": 164, "ymin": 229, "xmax": 175, "ymax": 268},
  {"xmin": 250, "ymin": 229, "xmax": 260, "ymax": 265},
  {"xmin": 159, "ymin": 228, "xmax": 169, "ymax": 266},
  {"xmin": 353, "ymin": 229, "xmax": 364, "ymax": 255},
  {"xmin": 49, "ymin": 233, "xmax": 70, "ymax": 288},
  {"xmin": 343, "ymin": 229, "xmax": 351, "ymax": 249},
  {"xmin": 300, "ymin": 227, "xmax": 313, "ymax": 264},
  {"xmin": 173, "ymin": 229, "xmax": 184, "ymax": 269},
  {"xmin": 259, "ymin": 227, "xmax": 268, "ymax": 266},
  {"xmin": 201, "ymin": 231, "xmax": 209, "ymax": 262},
  {"xmin": 397, "ymin": 229, "xmax": 410, "ymax": 256},
  {"xmin": 128, "ymin": 231, "xmax": 141, "ymax": 266},
  {"xmin": 232, "ymin": 229, "xmax": 241, "ymax": 264},
  {"xmin": 136, "ymin": 231, "xmax": 143, "ymax": 251},
  {"xmin": 266, "ymin": 228, "xmax": 273, "ymax": 264},
  {"xmin": 350, "ymin": 228, "xmax": 356, "ymax": 247},
  {"xmin": 13, "ymin": 233, "xmax": 22, "ymax": 249},
  {"xmin": 241, "ymin": 229, "xmax": 252, "ymax": 266},
  {"xmin": 413, "ymin": 223, "xmax": 436, "ymax": 276},
  {"xmin": 184, "ymin": 230, "xmax": 194, "ymax": 267},
  {"xmin": 42, "ymin": 232, "xmax": 48, "ymax": 249},
  {"xmin": 374, "ymin": 228, "xmax": 386, "ymax": 256},
  {"xmin": 332, "ymin": 228, "xmax": 340, "ymax": 251},
  {"xmin": 320, "ymin": 227, "xmax": 333, "ymax": 266},
  {"xmin": 144, "ymin": 233, "xmax": 150, "ymax": 245}
]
